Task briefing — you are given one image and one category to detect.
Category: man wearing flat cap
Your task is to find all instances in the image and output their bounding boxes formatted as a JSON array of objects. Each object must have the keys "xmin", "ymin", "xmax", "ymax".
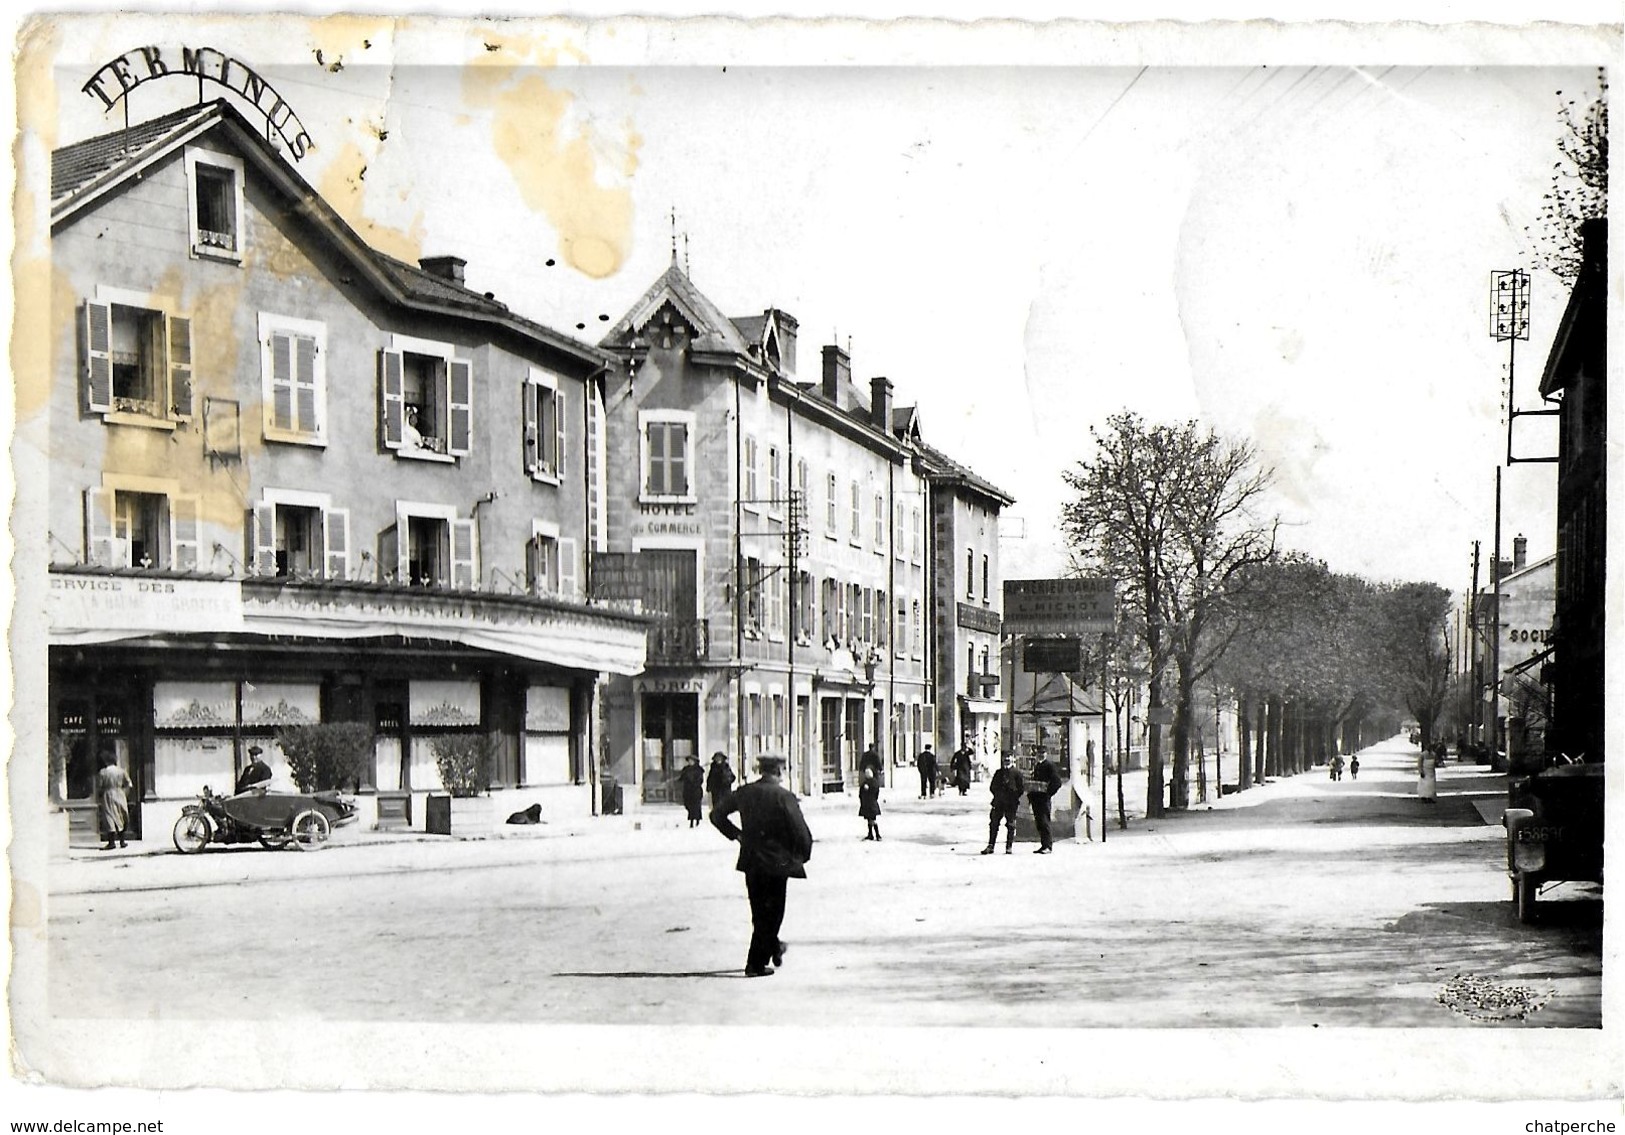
[
  {"xmin": 710, "ymin": 755, "xmax": 814, "ymax": 977},
  {"xmin": 235, "ymin": 745, "xmax": 272, "ymax": 795}
]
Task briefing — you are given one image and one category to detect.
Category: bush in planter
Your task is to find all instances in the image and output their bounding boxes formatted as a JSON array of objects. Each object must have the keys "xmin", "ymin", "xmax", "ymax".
[
  {"xmin": 430, "ymin": 733, "xmax": 496, "ymax": 798},
  {"xmin": 277, "ymin": 722, "xmax": 372, "ymax": 792}
]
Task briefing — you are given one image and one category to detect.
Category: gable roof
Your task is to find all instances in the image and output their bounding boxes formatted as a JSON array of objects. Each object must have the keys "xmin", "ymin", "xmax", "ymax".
[
  {"xmin": 600, "ymin": 259, "xmax": 752, "ymax": 355},
  {"xmin": 915, "ymin": 439, "xmax": 1015, "ymax": 507},
  {"xmin": 51, "ymin": 99, "xmax": 605, "ymax": 372}
]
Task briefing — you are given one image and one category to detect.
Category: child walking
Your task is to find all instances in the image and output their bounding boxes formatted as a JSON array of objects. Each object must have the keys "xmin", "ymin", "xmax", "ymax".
[{"xmin": 859, "ymin": 768, "xmax": 882, "ymax": 841}]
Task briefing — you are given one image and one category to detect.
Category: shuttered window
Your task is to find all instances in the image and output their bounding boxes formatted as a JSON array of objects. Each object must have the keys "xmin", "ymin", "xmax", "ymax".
[{"xmin": 259, "ymin": 313, "xmax": 326, "ymax": 442}]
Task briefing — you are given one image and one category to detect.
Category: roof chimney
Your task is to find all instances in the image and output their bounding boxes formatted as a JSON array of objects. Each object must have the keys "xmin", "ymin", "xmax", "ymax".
[
  {"xmin": 821, "ymin": 344, "xmax": 850, "ymax": 403},
  {"xmin": 418, "ymin": 255, "xmax": 467, "ymax": 286},
  {"xmin": 1513, "ymin": 533, "xmax": 1528, "ymax": 573},
  {"xmin": 871, "ymin": 376, "xmax": 893, "ymax": 431}
]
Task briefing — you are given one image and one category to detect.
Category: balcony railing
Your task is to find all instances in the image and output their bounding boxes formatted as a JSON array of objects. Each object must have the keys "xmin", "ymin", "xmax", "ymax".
[{"xmin": 648, "ymin": 618, "xmax": 710, "ymax": 664}]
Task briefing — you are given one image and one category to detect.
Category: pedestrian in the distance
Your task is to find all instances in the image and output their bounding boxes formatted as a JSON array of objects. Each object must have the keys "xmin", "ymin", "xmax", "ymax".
[
  {"xmin": 950, "ymin": 746, "xmax": 973, "ymax": 796},
  {"xmin": 981, "ymin": 752, "xmax": 1025, "ymax": 855},
  {"xmin": 1349, "ymin": 754, "xmax": 1360, "ymax": 780},
  {"xmin": 858, "ymin": 768, "xmax": 882, "ymax": 841},
  {"xmin": 1330, "ymin": 753, "xmax": 1345, "ymax": 782},
  {"xmin": 94, "ymin": 750, "xmax": 132, "ymax": 851},
  {"xmin": 677, "ymin": 754, "xmax": 706, "ymax": 827},
  {"xmin": 705, "ymin": 751, "xmax": 736, "ymax": 815},
  {"xmin": 916, "ymin": 744, "xmax": 938, "ymax": 799},
  {"xmin": 1026, "ymin": 749, "xmax": 1063, "ymax": 854},
  {"xmin": 710, "ymin": 755, "xmax": 814, "ymax": 978},
  {"xmin": 859, "ymin": 747, "xmax": 883, "ymax": 786}
]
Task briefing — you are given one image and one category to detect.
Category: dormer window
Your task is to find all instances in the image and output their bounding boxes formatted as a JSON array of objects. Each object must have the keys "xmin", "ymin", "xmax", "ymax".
[{"xmin": 184, "ymin": 147, "xmax": 244, "ymax": 263}]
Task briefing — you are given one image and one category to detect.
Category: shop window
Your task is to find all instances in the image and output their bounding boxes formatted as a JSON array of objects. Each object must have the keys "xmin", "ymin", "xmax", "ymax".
[
  {"xmin": 379, "ymin": 336, "xmax": 472, "ymax": 461},
  {"xmin": 258, "ymin": 314, "xmax": 326, "ymax": 443},
  {"xmin": 249, "ymin": 495, "xmax": 349, "ymax": 580},
  {"xmin": 184, "ymin": 147, "xmax": 244, "ymax": 262},
  {"xmin": 524, "ymin": 369, "xmax": 566, "ymax": 481},
  {"xmin": 82, "ymin": 292, "xmax": 192, "ymax": 424},
  {"xmin": 84, "ymin": 485, "xmax": 199, "ymax": 570},
  {"xmin": 640, "ymin": 411, "xmax": 694, "ymax": 501}
]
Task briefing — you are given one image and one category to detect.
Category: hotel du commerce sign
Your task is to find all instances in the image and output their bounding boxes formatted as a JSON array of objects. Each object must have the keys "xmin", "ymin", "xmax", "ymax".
[{"xmin": 82, "ymin": 45, "xmax": 312, "ymax": 160}]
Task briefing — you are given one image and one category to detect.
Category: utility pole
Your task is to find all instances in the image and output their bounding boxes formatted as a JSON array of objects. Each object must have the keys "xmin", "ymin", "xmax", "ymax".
[
  {"xmin": 1469, "ymin": 541, "xmax": 1480, "ymax": 750},
  {"xmin": 1486, "ymin": 268, "xmax": 1530, "ymax": 763}
]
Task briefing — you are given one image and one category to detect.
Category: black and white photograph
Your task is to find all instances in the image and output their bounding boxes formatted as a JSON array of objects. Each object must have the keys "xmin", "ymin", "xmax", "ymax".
[{"xmin": 4, "ymin": 4, "xmax": 1620, "ymax": 1131}]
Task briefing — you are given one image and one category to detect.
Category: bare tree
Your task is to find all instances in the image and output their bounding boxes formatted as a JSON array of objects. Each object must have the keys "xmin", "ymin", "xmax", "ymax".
[
  {"xmin": 1061, "ymin": 412, "xmax": 1278, "ymax": 817},
  {"xmin": 1530, "ymin": 69, "xmax": 1608, "ymax": 284}
]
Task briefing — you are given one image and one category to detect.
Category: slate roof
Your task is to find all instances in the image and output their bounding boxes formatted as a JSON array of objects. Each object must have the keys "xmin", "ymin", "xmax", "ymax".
[
  {"xmin": 51, "ymin": 102, "xmax": 219, "ymax": 207},
  {"xmin": 51, "ymin": 99, "xmax": 602, "ymax": 368},
  {"xmin": 915, "ymin": 439, "xmax": 1015, "ymax": 507},
  {"xmin": 600, "ymin": 259, "xmax": 752, "ymax": 355}
]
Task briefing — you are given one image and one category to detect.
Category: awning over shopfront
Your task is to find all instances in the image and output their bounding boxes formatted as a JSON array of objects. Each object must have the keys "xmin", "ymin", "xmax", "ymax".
[
  {"xmin": 959, "ymin": 695, "xmax": 1005, "ymax": 715},
  {"xmin": 48, "ymin": 570, "xmax": 650, "ymax": 676}
]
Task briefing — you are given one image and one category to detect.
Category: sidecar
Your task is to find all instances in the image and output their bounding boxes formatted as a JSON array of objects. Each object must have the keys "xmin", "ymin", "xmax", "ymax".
[{"xmin": 172, "ymin": 785, "xmax": 358, "ymax": 854}]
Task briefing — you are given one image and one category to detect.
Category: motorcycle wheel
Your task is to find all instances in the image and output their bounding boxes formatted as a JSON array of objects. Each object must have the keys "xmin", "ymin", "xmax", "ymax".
[
  {"xmin": 259, "ymin": 832, "xmax": 292, "ymax": 850},
  {"xmin": 172, "ymin": 813, "xmax": 211, "ymax": 854},
  {"xmin": 289, "ymin": 809, "xmax": 331, "ymax": 851}
]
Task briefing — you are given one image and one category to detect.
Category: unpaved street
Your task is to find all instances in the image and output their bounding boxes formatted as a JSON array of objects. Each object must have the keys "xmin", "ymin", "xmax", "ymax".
[{"xmin": 46, "ymin": 738, "xmax": 1601, "ymax": 1030}]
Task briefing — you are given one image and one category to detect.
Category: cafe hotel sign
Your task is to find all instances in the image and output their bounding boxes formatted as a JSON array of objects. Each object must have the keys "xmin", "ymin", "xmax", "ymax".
[{"xmin": 83, "ymin": 45, "xmax": 312, "ymax": 160}]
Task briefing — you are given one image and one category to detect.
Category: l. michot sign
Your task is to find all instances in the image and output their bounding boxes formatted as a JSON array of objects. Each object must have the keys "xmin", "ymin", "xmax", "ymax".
[
  {"xmin": 83, "ymin": 46, "xmax": 312, "ymax": 160},
  {"xmin": 1002, "ymin": 577, "xmax": 1115, "ymax": 635}
]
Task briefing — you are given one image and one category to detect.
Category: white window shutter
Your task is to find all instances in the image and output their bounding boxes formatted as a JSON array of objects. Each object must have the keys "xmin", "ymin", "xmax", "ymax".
[
  {"xmin": 324, "ymin": 508, "xmax": 350, "ymax": 581},
  {"xmin": 294, "ymin": 334, "xmax": 318, "ymax": 434},
  {"xmin": 447, "ymin": 359, "xmax": 473, "ymax": 456},
  {"xmin": 84, "ymin": 487, "xmax": 117, "ymax": 566},
  {"xmin": 522, "ymin": 376, "xmax": 540, "ymax": 475},
  {"xmin": 169, "ymin": 493, "xmax": 202, "ymax": 571},
  {"xmin": 450, "ymin": 518, "xmax": 478, "ymax": 589},
  {"xmin": 250, "ymin": 502, "xmax": 277, "ymax": 575},
  {"xmin": 526, "ymin": 535, "xmax": 547, "ymax": 594},
  {"xmin": 375, "ymin": 523, "xmax": 397, "ymax": 583},
  {"xmin": 269, "ymin": 332, "xmax": 294, "ymax": 432},
  {"xmin": 559, "ymin": 537, "xmax": 578, "ymax": 600},
  {"xmin": 83, "ymin": 302, "xmax": 113, "ymax": 412},
  {"xmin": 554, "ymin": 387, "xmax": 567, "ymax": 476},
  {"xmin": 168, "ymin": 316, "xmax": 193, "ymax": 419},
  {"xmin": 380, "ymin": 350, "xmax": 404, "ymax": 449}
]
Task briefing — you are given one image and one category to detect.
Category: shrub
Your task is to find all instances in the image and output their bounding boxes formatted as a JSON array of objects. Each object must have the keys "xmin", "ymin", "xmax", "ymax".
[
  {"xmin": 277, "ymin": 722, "xmax": 372, "ymax": 792},
  {"xmin": 431, "ymin": 733, "xmax": 496, "ymax": 798}
]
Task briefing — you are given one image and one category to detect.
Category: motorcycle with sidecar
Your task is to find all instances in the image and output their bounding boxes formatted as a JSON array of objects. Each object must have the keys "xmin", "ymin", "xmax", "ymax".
[
  {"xmin": 172, "ymin": 784, "xmax": 359, "ymax": 853},
  {"xmin": 1502, "ymin": 761, "xmax": 1604, "ymax": 923}
]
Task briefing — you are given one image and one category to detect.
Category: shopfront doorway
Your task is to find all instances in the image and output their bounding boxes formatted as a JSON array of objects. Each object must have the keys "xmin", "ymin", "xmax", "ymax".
[
  {"xmin": 54, "ymin": 692, "xmax": 143, "ymax": 842},
  {"xmin": 641, "ymin": 692, "xmax": 697, "ymax": 803}
]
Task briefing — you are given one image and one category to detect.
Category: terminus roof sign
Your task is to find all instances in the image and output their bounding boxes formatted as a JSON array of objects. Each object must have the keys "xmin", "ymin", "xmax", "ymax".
[
  {"xmin": 83, "ymin": 46, "xmax": 312, "ymax": 160},
  {"xmin": 1001, "ymin": 577, "xmax": 1115, "ymax": 635}
]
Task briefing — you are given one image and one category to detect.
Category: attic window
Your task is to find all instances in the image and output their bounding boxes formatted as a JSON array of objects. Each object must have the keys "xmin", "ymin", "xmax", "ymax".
[{"xmin": 184, "ymin": 147, "xmax": 245, "ymax": 263}]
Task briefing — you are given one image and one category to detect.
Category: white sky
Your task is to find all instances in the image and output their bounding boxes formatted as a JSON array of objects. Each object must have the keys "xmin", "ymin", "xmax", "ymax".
[{"xmin": 29, "ymin": 17, "xmax": 1612, "ymax": 600}]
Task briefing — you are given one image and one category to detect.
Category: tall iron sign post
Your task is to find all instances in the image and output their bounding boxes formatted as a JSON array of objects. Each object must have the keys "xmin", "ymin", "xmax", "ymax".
[
  {"xmin": 1487, "ymin": 270, "xmax": 1534, "ymax": 757},
  {"xmin": 1003, "ymin": 578, "xmax": 1116, "ymax": 841}
]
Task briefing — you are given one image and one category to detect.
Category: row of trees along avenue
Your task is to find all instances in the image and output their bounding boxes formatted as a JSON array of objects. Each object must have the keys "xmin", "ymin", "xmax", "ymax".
[{"xmin": 1061, "ymin": 412, "xmax": 1452, "ymax": 820}]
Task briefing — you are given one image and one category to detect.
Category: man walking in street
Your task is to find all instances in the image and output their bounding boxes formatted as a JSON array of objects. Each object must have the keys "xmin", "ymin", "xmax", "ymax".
[
  {"xmin": 710, "ymin": 756, "xmax": 814, "ymax": 978},
  {"xmin": 916, "ymin": 744, "xmax": 938, "ymax": 799},
  {"xmin": 980, "ymin": 752, "xmax": 1025, "ymax": 855},
  {"xmin": 1026, "ymin": 748, "xmax": 1063, "ymax": 854}
]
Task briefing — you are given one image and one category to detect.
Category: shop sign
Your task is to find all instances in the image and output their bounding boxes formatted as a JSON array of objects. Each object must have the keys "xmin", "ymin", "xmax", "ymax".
[
  {"xmin": 956, "ymin": 602, "xmax": 1002, "ymax": 634},
  {"xmin": 49, "ymin": 573, "xmax": 244, "ymax": 634},
  {"xmin": 1002, "ymin": 577, "xmax": 1115, "ymax": 635},
  {"xmin": 82, "ymin": 46, "xmax": 312, "ymax": 159},
  {"xmin": 1023, "ymin": 637, "xmax": 1082, "ymax": 673},
  {"xmin": 638, "ymin": 677, "xmax": 706, "ymax": 694}
]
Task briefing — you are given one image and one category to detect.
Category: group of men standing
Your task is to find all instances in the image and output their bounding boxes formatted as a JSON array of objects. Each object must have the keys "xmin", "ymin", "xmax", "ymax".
[{"xmin": 913, "ymin": 743, "xmax": 979, "ymax": 798}]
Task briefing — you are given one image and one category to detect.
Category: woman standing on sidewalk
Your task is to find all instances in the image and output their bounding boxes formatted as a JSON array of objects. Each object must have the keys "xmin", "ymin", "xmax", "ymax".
[
  {"xmin": 705, "ymin": 752, "xmax": 735, "ymax": 814},
  {"xmin": 94, "ymin": 750, "xmax": 132, "ymax": 850}
]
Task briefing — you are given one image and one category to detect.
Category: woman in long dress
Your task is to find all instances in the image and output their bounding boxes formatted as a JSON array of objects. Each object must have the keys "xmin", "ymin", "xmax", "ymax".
[{"xmin": 94, "ymin": 752, "xmax": 132, "ymax": 850}]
